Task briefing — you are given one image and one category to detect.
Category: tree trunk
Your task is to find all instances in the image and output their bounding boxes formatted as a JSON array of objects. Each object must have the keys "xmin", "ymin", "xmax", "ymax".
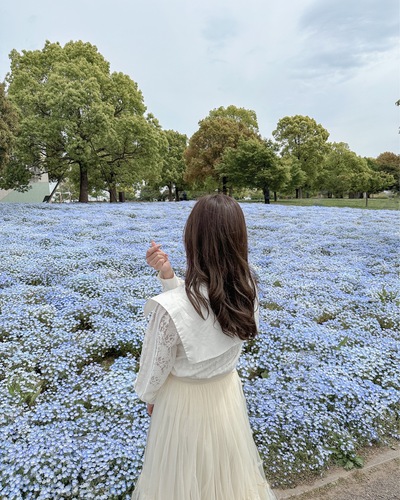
[
  {"xmin": 263, "ymin": 186, "xmax": 270, "ymax": 204},
  {"xmin": 168, "ymin": 183, "xmax": 173, "ymax": 202},
  {"xmin": 222, "ymin": 176, "xmax": 228, "ymax": 195},
  {"xmin": 175, "ymin": 186, "xmax": 180, "ymax": 202},
  {"xmin": 109, "ymin": 187, "xmax": 118, "ymax": 203},
  {"xmin": 327, "ymin": 192, "xmax": 332, "ymax": 198},
  {"xmin": 296, "ymin": 188, "xmax": 303, "ymax": 199},
  {"xmin": 118, "ymin": 191, "xmax": 125, "ymax": 203},
  {"xmin": 79, "ymin": 167, "xmax": 89, "ymax": 203},
  {"xmin": 274, "ymin": 191, "xmax": 277, "ymax": 202}
]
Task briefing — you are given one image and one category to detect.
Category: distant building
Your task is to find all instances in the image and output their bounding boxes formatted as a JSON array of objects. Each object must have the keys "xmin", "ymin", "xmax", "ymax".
[{"xmin": 0, "ymin": 173, "xmax": 51, "ymax": 203}]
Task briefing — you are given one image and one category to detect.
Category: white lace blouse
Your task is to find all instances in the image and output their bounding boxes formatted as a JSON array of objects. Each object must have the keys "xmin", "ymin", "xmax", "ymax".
[{"xmin": 134, "ymin": 275, "xmax": 244, "ymax": 404}]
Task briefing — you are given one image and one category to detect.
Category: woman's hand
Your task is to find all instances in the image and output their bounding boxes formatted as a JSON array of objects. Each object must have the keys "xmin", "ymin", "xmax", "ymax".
[
  {"xmin": 146, "ymin": 241, "xmax": 174, "ymax": 279},
  {"xmin": 147, "ymin": 403, "xmax": 154, "ymax": 416}
]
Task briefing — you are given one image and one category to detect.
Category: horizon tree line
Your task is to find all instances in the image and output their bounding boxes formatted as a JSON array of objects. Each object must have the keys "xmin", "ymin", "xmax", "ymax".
[{"xmin": 0, "ymin": 41, "xmax": 398, "ymax": 203}]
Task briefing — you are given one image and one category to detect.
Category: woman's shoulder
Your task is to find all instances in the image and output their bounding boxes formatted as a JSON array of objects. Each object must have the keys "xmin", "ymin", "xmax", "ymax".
[
  {"xmin": 144, "ymin": 285, "xmax": 188, "ymax": 317},
  {"xmin": 145, "ymin": 286, "xmax": 242, "ymax": 364}
]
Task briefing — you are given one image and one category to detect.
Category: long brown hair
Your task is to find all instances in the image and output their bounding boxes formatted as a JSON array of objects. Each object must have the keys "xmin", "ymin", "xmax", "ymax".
[{"xmin": 184, "ymin": 194, "xmax": 258, "ymax": 340}]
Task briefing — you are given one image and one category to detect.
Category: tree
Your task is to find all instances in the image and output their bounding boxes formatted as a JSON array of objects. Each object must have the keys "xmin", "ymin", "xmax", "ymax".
[
  {"xmin": 364, "ymin": 156, "xmax": 396, "ymax": 197},
  {"xmin": 278, "ymin": 156, "xmax": 307, "ymax": 197},
  {"xmin": 0, "ymin": 82, "xmax": 26, "ymax": 190},
  {"xmin": 7, "ymin": 40, "xmax": 163, "ymax": 202},
  {"xmin": 272, "ymin": 115, "xmax": 329, "ymax": 197},
  {"xmin": 94, "ymin": 108, "xmax": 167, "ymax": 203},
  {"xmin": 319, "ymin": 142, "xmax": 373, "ymax": 197},
  {"xmin": 184, "ymin": 105, "xmax": 260, "ymax": 193},
  {"xmin": 218, "ymin": 138, "xmax": 290, "ymax": 203},
  {"xmin": 208, "ymin": 105, "xmax": 259, "ymax": 133},
  {"xmin": 160, "ymin": 130, "xmax": 188, "ymax": 201},
  {"xmin": 375, "ymin": 152, "xmax": 400, "ymax": 191}
]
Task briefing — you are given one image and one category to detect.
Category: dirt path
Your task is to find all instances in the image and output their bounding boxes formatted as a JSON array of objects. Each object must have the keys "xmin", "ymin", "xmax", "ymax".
[{"xmin": 275, "ymin": 448, "xmax": 400, "ymax": 500}]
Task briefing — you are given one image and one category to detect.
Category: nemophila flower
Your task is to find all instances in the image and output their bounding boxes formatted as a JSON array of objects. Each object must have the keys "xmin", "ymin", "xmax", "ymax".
[{"xmin": 0, "ymin": 202, "xmax": 399, "ymax": 495}]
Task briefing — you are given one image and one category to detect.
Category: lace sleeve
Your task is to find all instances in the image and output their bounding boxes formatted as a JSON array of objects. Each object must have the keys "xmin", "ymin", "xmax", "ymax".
[{"xmin": 134, "ymin": 304, "xmax": 179, "ymax": 404}]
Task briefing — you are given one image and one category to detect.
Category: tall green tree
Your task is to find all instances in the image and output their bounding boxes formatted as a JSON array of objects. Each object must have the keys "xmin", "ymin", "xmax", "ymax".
[
  {"xmin": 272, "ymin": 115, "xmax": 329, "ymax": 197},
  {"xmin": 94, "ymin": 107, "xmax": 167, "ymax": 203},
  {"xmin": 319, "ymin": 142, "xmax": 373, "ymax": 197},
  {"xmin": 218, "ymin": 138, "xmax": 290, "ymax": 203},
  {"xmin": 375, "ymin": 152, "xmax": 400, "ymax": 191},
  {"xmin": 0, "ymin": 82, "xmax": 26, "ymax": 190},
  {"xmin": 7, "ymin": 40, "xmax": 163, "ymax": 202},
  {"xmin": 184, "ymin": 105, "xmax": 260, "ymax": 193},
  {"xmin": 160, "ymin": 129, "xmax": 188, "ymax": 201},
  {"xmin": 278, "ymin": 155, "xmax": 307, "ymax": 197}
]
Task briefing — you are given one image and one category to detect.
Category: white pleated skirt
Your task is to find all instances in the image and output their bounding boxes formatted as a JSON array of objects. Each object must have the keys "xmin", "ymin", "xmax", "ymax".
[{"xmin": 132, "ymin": 370, "xmax": 276, "ymax": 500}]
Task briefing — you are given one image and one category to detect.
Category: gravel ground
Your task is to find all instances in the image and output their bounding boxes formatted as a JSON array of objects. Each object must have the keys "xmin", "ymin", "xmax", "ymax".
[
  {"xmin": 290, "ymin": 459, "xmax": 400, "ymax": 500},
  {"xmin": 278, "ymin": 458, "xmax": 400, "ymax": 500}
]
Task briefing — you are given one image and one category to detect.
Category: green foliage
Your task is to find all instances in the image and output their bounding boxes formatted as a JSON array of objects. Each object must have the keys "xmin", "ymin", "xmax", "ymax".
[
  {"xmin": 277, "ymin": 155, "xmax": 307, "ymax": 195},
  {"xmin": 184, "ymin": 105, "xmax": 260, "ymax": 190},
  {"xmin": 273, "ymin": 115, "xmax": 329, "ymax": 193},
  {"xmin": 0, "ymin": 82, "xmax": 23, "ymax": 189},
  {"xmin": 7, "ymin": 40, "xmax": 165, "ymax": 201},
  {"xmin": 272, "ymin": 197, "xmax": 399, "ymax": 210},
  {"xmin": 332, "ymin": 336, "xmax": 350, "ymax": 350},
  {"xmin": 319, "ymin": 142, "xmax": 373, "ymax": 196},
  {"xmin": 315, "ymin": 311, "xmax": 337, "ymax": 324},
  {"xmin": 219, "ymin": 137, "xmax": 290, "ymax": 202},
  {"xmin": 375, "ymin": 152, "xmax": 399, "ymax": 191},
  {"xmin": 208, "ymin": 105, "xmax": 259, "ymax": 133},
  {"xmin": 8, "ymin": 377, "xmax": 47, "ymax": 407},
  {"xmin": 329, "ymin": 448, "xmax": 364, "ymax": 470},
  {"xmin": 376, "ymin": 151, "xmax": 400, "ymax": 178},
  {"xmin": 160, "ymin": 129, "xmax": 188, "ymax": 200},
  {"xmin": 376, "ymin": 287, "xmax": 399, "ymax": 305},
  {"xmin": 138, "ymin": 184, "xmax": 164, "ymax": 201}
]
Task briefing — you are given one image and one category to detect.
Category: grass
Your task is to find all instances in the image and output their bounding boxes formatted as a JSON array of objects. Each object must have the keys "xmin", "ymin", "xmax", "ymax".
[{"xmin": 270, "ymin": 197, "xmax": 400, "ymax": 210}]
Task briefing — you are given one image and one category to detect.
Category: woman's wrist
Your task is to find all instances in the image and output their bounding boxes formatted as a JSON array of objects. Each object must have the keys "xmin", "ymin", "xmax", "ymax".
[{"xmin": 159, "ymin": 269, "xmax": 174, "ymax": 280}]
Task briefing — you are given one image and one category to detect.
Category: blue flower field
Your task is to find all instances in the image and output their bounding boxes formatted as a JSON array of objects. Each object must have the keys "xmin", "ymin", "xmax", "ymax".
[{"xmin": 0, "ymin": 202, "xmax": 399, "ymax": 499}]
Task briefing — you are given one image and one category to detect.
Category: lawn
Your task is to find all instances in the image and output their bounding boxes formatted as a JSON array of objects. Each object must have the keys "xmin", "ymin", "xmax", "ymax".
[
  {"xmin": 0, "ymin": 202, "xmax": 399, "ymax": 499},
  {"xmin": 272, "ymin": 196, "xmax": 400, "ymax": 210}
]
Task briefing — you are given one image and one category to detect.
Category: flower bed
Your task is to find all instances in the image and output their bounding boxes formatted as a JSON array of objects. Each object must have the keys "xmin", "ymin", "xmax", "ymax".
[{"xmin": 0, "ymin": 202, "xmax": 399, "ymax": 499}]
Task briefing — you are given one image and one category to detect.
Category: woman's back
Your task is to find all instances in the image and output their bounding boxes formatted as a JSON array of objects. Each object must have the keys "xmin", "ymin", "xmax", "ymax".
[
  {"xmin": 135, "ymin": 278, "xmax": 245, "ymax": 403},
  {"xmin": 132, "ymin": 194, "xmax": 277, "ymax": 500}
]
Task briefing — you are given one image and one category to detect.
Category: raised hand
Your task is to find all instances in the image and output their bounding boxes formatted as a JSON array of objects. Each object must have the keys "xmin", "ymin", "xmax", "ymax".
[{"xmin": 146, "ymin": 241, "xmax": 174, "ymax": 279}]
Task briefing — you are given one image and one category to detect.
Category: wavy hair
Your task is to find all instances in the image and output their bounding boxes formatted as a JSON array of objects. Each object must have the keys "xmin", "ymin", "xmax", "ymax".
[{"xmin": 184, "ymin": 194, "xmax": 258, "ymax": 340}]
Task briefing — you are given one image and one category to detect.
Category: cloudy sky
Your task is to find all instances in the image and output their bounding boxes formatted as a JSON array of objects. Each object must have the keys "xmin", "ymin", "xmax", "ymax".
[{"xmin": 0, "ymin": 0, "xmax": 398, "ymax": 158}]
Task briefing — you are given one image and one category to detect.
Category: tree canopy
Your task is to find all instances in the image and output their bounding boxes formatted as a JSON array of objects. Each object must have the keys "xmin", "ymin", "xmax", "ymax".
[
  {"xmin": 375, "ymin": 152, "xmax": 399, "ymax": 190},
  {"xmin": 160, "ymin": 129, "xmax": 188, "ymax": 201},
  {"xmin": 0, "ymin": 82, "xmax": 25, "ymax": 190},
  {"xmin": 318, "ymin": 143, "xmax": 372, "ymax": 196},
  {"xmin": 184, "ymin": 105, "xmax": 260, "ymax": 192},
  {"xmin": 7, "ymin": 40, "xmax": 164, "ymax": 202},
  {"xmin": 218, "ymin": 138, "xmax": 290, "ymax": 203},
  {"xmin": 273, "ymin": 115, "xmax": 329, "ymax": 197},
  {"xmin": 1, "ymin": 41, "xmax": 397, "ymax": 203}
]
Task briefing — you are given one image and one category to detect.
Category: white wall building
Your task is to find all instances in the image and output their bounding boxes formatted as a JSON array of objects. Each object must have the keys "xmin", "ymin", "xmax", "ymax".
[{"xmin": 0, "ymin": 173, "xmax": 51, "ymax": 203}]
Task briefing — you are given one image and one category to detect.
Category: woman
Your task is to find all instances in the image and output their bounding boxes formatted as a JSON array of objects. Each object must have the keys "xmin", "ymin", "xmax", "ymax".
[{"xmin": 132, "ymin": 194, "xmax": 276, "ymax": 500}]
